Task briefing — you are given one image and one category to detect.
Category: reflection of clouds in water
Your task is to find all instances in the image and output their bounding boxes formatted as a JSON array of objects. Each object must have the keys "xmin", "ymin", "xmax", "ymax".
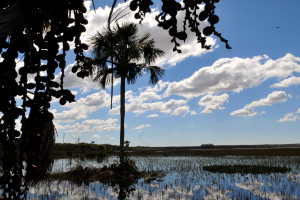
[
  {"xmin": 26, "ymin": 156, "xmax": 300, "ymax": 199},
  {"xmin": 28, "ymin": 181, "xmax": 118, "ymax": 200},
  {"xmin": 26, "ymin": 175, "xmax": 300, "ymax": 200},
  {"xmin": 237, "ymin": 181, "xmax": 298, "ymax": 200},
  {"xmin": 286, "ymin": 173, "xmax": 300, "ymax": 183},
  {"xmin": 204, "ymin": 186, "xmax": 231, "ymax": 200}
]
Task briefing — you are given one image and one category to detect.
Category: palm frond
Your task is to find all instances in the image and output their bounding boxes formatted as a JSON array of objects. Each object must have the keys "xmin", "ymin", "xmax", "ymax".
[
  {"xmin": 143, "ymin": 39, "xmax": 165, "ymax": 64},
  {"xmin": 144, "ymin": 65, "xmax": 165, "ymax": 85},
  {"xmin": 138, "ymin": 33, "xmax": 151, "ymax": 44},
  {"xmin": 126, "ymin": 63, "xmax": 142, "ymax": 84},
  {"xmin": 93, "ymin": 67, "xmax": 114, "ymax": 89}
]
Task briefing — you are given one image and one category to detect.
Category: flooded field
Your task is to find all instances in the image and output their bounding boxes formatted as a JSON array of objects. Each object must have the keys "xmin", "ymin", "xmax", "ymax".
[{"xmin": 9, "ymin": 156, "xmax": 300, "ymax": 199}]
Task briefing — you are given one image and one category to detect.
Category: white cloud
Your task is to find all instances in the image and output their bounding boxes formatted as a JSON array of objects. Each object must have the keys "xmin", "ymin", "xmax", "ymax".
[
  {"xmin": 147, "ymin": 114, "xmax": 159, "ymax": 118},
  {"xmin": 199, "ymin": 93, "xmax": 229, "ymax": 113},
  {"xmin": 278, "ymin": 113, "xmax": 299, "ymax": 122},
  {"xmin": 171, "ymin": 106, "xmax": 191, "ymax": 116},
  {"xmin": 137, "ymin": 81, "xmax": 169, "ymax": 102},
  {"xmin": 231, "ymin": 91, "xmax": 287, "ymax": 117},
  {"xmin": 110, "ymin": 99, "xmax": 188, "ymax": 115},
  {"xmin": 133, "ymin": 124, "xmax": 151, "ymax": 130},
  {"xmin": 52, "ymin": 91, "xmax": 111, "ymax": 123},
  {"xmin": 278, "ymin": 108, "xmax": 300, "ymax": 123},
  {"xmin": 190, "ymin": 111, "xmax": 197, "ymax": 115},
  {"xmin": 54, "ymin": 63, "xmax": 121, "ymax": 93},
  {"xmin": 271, "ymin": 76, "xmax": 300, "ymax": 88},
  {"xmin": 91, "ymin": 134, "xmax": 101, "ymax": 139},
  {"xmin": 54, "ymin": 63, "xmax": 98, "ymax": 91},
  {"xmin": 230, "ymin": 107, "xmax": 257, "ymax": 117},
  {"xmin": 82, "ymin": 1, "xmax": 216, "ymax": 67},
  {"xmin": 247, "ymin": 91, "xmax": 287, "ymax": 107},
  {"xmin": 165, "ymin": 54, "xmax": 300, "ymax": 98},
  {"xmin": 58, "ymin": 118, "xmax": 119, "ymax": 133}
]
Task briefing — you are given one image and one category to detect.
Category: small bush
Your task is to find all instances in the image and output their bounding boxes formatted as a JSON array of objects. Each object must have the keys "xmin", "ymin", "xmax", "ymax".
[{"xmin": 203, "ymin": 164, "xmax": 291, "ymax": 174}]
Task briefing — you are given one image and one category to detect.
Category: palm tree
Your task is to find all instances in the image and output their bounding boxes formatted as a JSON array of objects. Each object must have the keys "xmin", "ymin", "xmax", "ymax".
[{"xmin": 88, "ymin": 23, "xmax": 164, "ymax": 163}]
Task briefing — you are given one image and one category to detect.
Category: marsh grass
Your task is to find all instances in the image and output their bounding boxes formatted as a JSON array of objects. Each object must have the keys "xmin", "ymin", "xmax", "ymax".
[
  {"xmin": 50, "ymin": 164, "xmax": 165, "ymax": 186},
  {"xmin": 15, "ymin": 156, "xmax": 300, "ymax": 199}
]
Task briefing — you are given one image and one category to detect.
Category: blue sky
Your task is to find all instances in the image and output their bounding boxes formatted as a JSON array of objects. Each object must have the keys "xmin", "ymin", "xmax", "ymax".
[{"xmin": 49, "ymin": 0, "xmax": 300, "ymax": 146}]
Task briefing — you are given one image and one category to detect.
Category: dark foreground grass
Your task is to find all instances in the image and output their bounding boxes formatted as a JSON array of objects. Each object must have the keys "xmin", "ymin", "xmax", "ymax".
[
  {"xmin": 50, "ymin": 164, "xmax": 164, "ymax": 186},
  {"xmin": 203, "ymin": 164, "xmax": 291, "ymax": 174}
]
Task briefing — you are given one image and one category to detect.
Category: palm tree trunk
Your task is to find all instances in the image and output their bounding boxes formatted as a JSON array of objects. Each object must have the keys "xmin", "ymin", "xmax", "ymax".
[{"xmin": 120, "ymin": 75, "xmax": 126, "ymax": 163}]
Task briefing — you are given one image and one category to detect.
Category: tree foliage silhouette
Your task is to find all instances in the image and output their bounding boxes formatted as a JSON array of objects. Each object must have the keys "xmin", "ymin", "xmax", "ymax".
[
  {"xmin": 0, "ymin": 0, "xmax": 89, "ymax": 198},
  {"xmin": 88, "ymin": 22, "xmax": 165, "ymax": 163}
]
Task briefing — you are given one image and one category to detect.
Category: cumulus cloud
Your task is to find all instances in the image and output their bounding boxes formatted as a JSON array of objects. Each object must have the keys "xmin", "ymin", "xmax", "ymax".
[
  {"xmin": 230, "ymin": 91, "xmax": 287, "ymax": 117},
  {"xmin": 82, "ymin": 1, "xmax": 216, "ymax": 67},
  {"xmin": 108, "ymin": 81, "xmax": 193, "ymax": 117},
  {"xmin": 278, "ymin": 113, "xmax": 299, "ymax": 122},
  {"xmin": 59, "ymin": 118, "xmax": 119, "ymax": 133},
  {"xmin": 91, "ymin": 134, "xmax": 101, "ymax": 139},
  {"xmin": 136, "ymin": 81, "xmax": 170, "ymax": 102},
  {"xmin": 199, "ymin": 93, "xmax": 229, "ymax": 113},
  {"xmin": 109, "ymin": 99, "xmax": 190, "ymax": 115},
  {"xmin": 52, "ymin": 91, "xmax": 111, "ymax": 122},
  {"xmin": 271, "ymin": 76, "xmax": 300, "ymax": 88},
  {"xmin": 171, "ymin": 106, "xmax": 192, "ymax": 116},
  {"xmin": 54, "ymin": 63, "xmax": 99, "ymax": 92},
  {"xmin": 230, "ymin": 107, "xmax": 257, "ymax": 117},
  {"xmin": 54, "ymin": 63, "xmax": 120, "ymax": 93},
  {"xmin": 165, "ymin": 54, "xmax": 300, "ymax": 98},
  {"xmin": 147, "ymin": 114, "xmax": 159, "ymax": 118},
  {"xmin": 133, "ymin": 124, "xmax": 151, "ymax": 130},
  {"xmin": 277, "ymin": 108, "xmax": 300, "ymax": 123}
]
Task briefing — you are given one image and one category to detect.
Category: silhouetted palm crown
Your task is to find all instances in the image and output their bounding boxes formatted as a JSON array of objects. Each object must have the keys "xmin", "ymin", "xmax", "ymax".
[{"xmin": 89, "ymin": 22, "xmax": 165, "ymax": 88}]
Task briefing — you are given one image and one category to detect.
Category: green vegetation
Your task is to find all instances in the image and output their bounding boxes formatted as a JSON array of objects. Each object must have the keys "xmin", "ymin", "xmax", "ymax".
[
  {"xmin": 49, "ymin": 164, "xmax": 164, "ymax": 186},
  {"xmin": 53, "ymin": 143, "xmax": 118, "ymax": 158},
  {"xmin": 203, "ymin": 164, "xmax": 291, "ymax": 174}
]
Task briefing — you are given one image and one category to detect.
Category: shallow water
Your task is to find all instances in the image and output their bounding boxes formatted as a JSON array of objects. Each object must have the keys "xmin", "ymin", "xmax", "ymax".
[{"xmin": 4, "ymin": 156, "xmax": 300, "ymax": 199}]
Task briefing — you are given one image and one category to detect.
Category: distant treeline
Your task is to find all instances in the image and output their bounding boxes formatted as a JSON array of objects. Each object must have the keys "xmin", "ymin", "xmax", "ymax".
[
  {"xmin": 0, "ymin": 143, "xmax": 119, "ymax": 159},
  {"xmin": 54, "ymin": 143, "xmax": 119, "ymax": 158},
  {"xmin": 1, "ymin": 143, "xmax": 300, "ymax": 159}
]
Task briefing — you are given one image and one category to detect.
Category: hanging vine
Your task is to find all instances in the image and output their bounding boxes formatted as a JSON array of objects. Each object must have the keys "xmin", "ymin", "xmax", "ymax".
[
  {"xmin": 0, "ymin": 0, "xmax": 89, "ymax": 199},
  {"xmin": 129, "ymin": 0, "xmax": 231, "ymax": 53}
]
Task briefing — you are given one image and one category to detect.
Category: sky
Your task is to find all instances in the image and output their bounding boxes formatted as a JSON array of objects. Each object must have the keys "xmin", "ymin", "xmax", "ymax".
[{"xmin": 48, "ymin": 0, "xmax": 300, "ymax": 146}]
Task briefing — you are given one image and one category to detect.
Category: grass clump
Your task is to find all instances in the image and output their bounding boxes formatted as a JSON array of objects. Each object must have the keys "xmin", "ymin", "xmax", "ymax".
[
  {"xmin": 203, "ymin": 164, "xmax": 291, "ymax": 174},
  {"xmin": 50, "ymin": 163, "xmax": 164, "ymax": 186}
]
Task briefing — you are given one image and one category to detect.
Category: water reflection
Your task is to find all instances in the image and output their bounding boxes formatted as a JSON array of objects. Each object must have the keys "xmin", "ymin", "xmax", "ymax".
[{"xmin": 3, "ymin": 156, "xmax": 300, "ymax": 199}]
